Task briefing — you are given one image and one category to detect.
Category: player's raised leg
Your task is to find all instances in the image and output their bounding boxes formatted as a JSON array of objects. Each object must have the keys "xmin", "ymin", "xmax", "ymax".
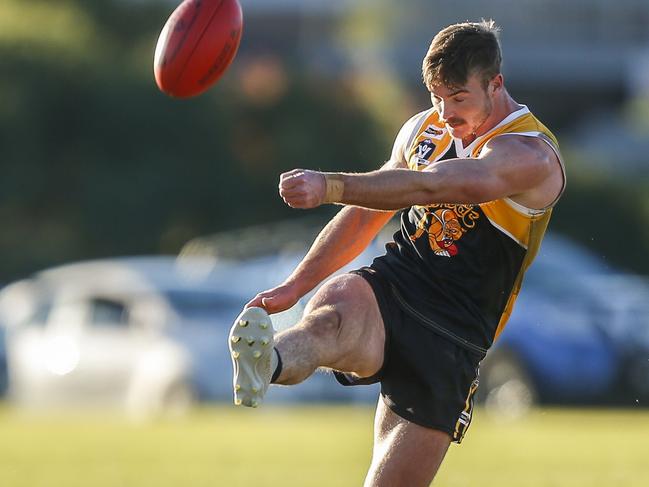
[
  {"xmin": 229, "ymin": 272, "xmax": 386, "ymax": 406},
  {"xmin": 273, "ymin": 272, "xmax": 386, "ymax": 385},
  {"xmin": 364, "ymin": 399, "xmax": 451, "ymax": 487}
]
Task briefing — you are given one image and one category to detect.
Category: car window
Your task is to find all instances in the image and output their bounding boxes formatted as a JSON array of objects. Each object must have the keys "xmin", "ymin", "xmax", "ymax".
[
  {"xmin": 164, "ymin": 290, "xmax": 245, "ymax": 322},
  {"xmin": 536, "ymin": 235, "xmax": 612, "ymax": 276},
  {"xmin": 525, "ymin": 235, "xmax": 613, "ymax": 301},
  {"xmin": 89, "ymin": 298, "xmax": 129, "ymax": 327},
  {"xmin": 18, "ymin": 302, "xmax": 52, "ymax": 328}
]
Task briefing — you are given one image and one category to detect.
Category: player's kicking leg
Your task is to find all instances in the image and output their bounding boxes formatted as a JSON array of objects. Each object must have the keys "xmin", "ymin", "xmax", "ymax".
[{"xmin": 229, "ymin": 272, "xmax": 385, "ymax": 406}]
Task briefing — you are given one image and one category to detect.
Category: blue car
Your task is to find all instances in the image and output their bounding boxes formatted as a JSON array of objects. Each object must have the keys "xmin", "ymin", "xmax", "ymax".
[{"xmin": 478, "ymin": 234, "xmax": 649, "ymax": 413}]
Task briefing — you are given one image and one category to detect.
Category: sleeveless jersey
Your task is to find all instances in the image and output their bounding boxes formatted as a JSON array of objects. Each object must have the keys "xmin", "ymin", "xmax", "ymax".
[{"xmin": 372, "ymin": 105, "xmax": 566, "ymax": 354}]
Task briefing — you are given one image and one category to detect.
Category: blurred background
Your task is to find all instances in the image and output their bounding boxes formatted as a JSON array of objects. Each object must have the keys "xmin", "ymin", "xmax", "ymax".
[{"xmin": 1, "ymin": 0, "xmax": 649, "ymax": 486}]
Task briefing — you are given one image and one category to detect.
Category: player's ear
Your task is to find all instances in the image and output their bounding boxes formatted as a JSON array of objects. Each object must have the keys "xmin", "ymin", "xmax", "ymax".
[{"xmin": 489, "ymin": 74, "xmax": 504, "ymax": 94}]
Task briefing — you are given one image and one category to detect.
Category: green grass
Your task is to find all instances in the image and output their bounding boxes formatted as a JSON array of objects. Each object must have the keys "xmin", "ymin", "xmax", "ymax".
[{"xmin": 0, "ymin": 404, "xmax": 648, "ymax": 487}]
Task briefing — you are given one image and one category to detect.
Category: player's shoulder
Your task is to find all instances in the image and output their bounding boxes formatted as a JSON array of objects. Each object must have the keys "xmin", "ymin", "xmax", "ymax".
[{"xmin": 483, "ymin": 132, "xmax": 559, "ymax": 169}]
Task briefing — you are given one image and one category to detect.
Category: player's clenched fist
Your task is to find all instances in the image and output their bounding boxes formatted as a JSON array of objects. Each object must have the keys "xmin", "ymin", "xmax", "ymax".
[{"xmin": 279, "ymin": 169, "xmax": 327, "ymax": 209}]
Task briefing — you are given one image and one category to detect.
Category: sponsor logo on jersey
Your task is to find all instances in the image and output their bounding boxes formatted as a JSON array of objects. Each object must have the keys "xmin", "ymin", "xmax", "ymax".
[{"xmin": 423, "ymin": 124, "xmax": 445, "ymax": 140}]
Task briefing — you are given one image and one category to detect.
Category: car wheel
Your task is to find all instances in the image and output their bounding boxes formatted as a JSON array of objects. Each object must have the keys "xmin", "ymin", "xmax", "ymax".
[{"xmin": 478, "ymin": 348, "xmax": 537, "ymax": 418}]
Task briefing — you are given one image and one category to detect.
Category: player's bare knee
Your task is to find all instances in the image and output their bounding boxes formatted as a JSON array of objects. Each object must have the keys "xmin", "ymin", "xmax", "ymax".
[{"xmin": 305, "ymin": 274, "xmax": 361, "ymax": 309}]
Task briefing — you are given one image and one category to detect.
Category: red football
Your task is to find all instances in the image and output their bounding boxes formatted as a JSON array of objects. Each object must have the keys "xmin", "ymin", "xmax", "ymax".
[{"xmin": 154, "ymin": 0, "xmax": 243, "ymax": 98}]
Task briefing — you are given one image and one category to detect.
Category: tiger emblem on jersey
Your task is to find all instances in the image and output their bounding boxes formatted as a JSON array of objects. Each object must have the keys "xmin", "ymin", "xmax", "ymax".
[
  {"xmin": 409, "ymin": 204, "xmax": 481, "ymax": 257},
  {"xmin": 409, "ymin": 208, "xmax": 464, "ymax": 257}
]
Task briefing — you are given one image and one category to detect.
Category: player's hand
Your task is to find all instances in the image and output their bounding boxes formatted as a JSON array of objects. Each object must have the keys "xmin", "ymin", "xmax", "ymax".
[
  {"xmin": 279, "ymin": 169, "xmax": 326, "ymax": 209},
  {"xmin": 245, "ymin": 283, "xmax": 301, "ymax": 314}
]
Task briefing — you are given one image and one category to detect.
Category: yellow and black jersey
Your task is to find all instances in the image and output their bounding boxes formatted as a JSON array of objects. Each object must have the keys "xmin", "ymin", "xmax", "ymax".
[{"xmin": 372, "ymin": 106, "xmax": 566, "ymax": 354}]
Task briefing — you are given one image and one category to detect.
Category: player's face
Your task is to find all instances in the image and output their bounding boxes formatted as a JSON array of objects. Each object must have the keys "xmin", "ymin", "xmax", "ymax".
[{"xmin": 430, "ymin": 73, "xmax": 496, "ymax": 141}]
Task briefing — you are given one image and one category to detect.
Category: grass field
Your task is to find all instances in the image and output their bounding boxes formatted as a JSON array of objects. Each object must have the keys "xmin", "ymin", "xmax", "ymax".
[{"xmin": 0, "ymin": 404, "xmax": 648, "ymax": 487}]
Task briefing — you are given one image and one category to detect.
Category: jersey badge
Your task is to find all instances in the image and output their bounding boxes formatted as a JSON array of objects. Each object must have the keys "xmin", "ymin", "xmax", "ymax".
[{"xmin": 413, "ymin": 138, "xmax": 436, "ymax": 167}]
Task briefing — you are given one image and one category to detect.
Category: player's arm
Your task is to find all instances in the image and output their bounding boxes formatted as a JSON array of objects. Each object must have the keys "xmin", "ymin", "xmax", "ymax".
[
  {"xmin": 247, "ymin": 112, "xmax": 421, "ymax": 313},
  {"xmin": 273, "ymin": 117, "xmax": 420, "ymax": 289},
  {"xmin": 246, "ymin": 164, "xmax": 398, "ymax": 313},
  {"xmin": 280, "ymin": 135, "xmax": 558, "ymax": 210}
]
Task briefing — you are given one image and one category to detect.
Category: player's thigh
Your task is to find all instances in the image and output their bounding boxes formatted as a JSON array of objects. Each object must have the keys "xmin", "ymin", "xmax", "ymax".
[{"xmin": 304, "ymin": 273, "xmax": 385, "ymax": 376}]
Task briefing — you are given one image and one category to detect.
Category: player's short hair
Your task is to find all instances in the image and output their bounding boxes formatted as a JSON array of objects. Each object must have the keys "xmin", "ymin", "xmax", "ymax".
[{"xmin": 422, "ymin": 20, "xmax": 502, "ymax": 91}]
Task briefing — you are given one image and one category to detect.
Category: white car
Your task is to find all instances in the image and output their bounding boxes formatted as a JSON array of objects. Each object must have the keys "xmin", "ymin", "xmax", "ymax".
[
  {"xmin": 0, "ymin": 256, "xmax": 250, "ymax": 418},
  {"xmin": 0, "ymin": 253, "xmax": 381, "ymax": 417}
]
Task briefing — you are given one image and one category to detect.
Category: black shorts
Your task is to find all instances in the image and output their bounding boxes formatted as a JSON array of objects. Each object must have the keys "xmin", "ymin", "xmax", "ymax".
[{"xmin": 334, "ymin": 266, "xmax": 483, "ymax": 444}]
